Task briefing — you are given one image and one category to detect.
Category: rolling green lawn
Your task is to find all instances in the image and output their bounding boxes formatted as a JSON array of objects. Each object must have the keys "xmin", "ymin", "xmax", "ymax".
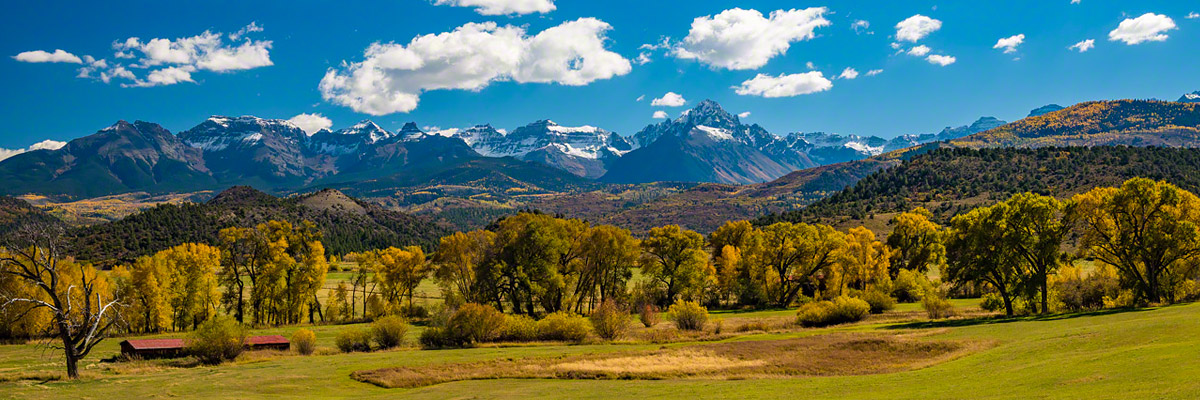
[{"xmin": 3, "ymin": 299, "xmax": 1200, "ymax": 399}]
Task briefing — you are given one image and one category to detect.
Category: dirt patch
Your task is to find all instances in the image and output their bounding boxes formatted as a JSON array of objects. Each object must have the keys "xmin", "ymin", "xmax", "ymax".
[{"xmin": 353, "ymin": 332, "xmax": 977, "ymax": 388}]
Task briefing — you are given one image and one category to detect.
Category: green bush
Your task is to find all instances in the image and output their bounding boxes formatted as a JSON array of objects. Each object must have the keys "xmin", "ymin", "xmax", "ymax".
[
  {"xmin": 892, "ymin": 269, "xmax": 932, "ymax": 302},
  {"xmin": 639, "ymin": 304, "xmax": 659, "ymax": 327},
  {"xmin": 499, "ymin": 314, "xmax": 538, "ymax": 342},
  {"xmin": 922, "ymin": 293, "xmax": 955, "ymax": 319},
  {"xmin": 418, "ymin": 327, "xmax": 449, "ymax": 349},
  {"xmin": 186, "ymin": 316, "xmax": 247, "ymax": 364},
  {"xmin": 371, "ymin": 316, "xmax": 410, "ymax": 349},
  {"xmin": 335, "ymin": 328, "xmax": 372, "ymax": 352},
  {"xmin": 589, "ymin": 301, "xmax": 630, "ymax": 340},
  {"xmin": 858, "ymin": 291, "xmax": 896, "ymax": 314},
  {"xmin": 668, "ymin": 301, "xmax": 708, "ymax": 331},
  {"xmin": 537, "ymin": 312, "xmax": 591, "ymax": 342},
  {"xmin": 444, "ymin": 303, "xmax": 507, "ymax": 346},
  {"xmin": 980, "ymin": 293, "xmax": 1006, "ymax": 312},
  {"xmin": 796, "ymin": 296, "xmax": 870, "ymax": 327},
  {"xmin": 292, "ymin": 329, "xmax": 316, "ymax": 355}
]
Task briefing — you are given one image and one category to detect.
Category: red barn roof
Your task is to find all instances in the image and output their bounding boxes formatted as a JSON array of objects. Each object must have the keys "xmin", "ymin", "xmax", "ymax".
[
  {"xmin": 122, "ymin": 338, "xmax": 185, "ymax": 350},
  {"xmin": 245, "ymin": 335, "xmax": 289, "ymax": 346}
]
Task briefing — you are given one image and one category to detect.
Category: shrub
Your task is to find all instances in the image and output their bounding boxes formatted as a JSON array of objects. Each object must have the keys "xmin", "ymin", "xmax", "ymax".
[
  {"xmin": 499, "ymin": 314, "xmax": 538, "ymax": 342},
  {"xmin": 639, "ymin": 304, "xmax": 659, "ymax": 328},
  {"xmin": 444, "ymin": 303, "xmax": 507, "ymax": 346},
  {"xmin": 892, "ymin": 269, "xmax": 933, "ymax": 302},
  {"xmin": 537, "ymin": 312, "xmax": 591, "ymax": 342},
  {"xmin": 292, "ymin": 329, "xmax": 316, "ymax": 355},
  {"xmin": 980, "ymin": 293, "xmax": 1005, "ymax": 312},
  {"xmin": 371, "ymin": 316, "xmax": 410, "ymax": 349},
  {"xmin": 589, "ymin": 301, "xmax": 630, "ymax": 340},
  {"xmin": 796, "ymin": 296, "xmax": 870, "ymax": 327},
  {"xmin": 922, "ymin": 293, "xmax": 955, "ymax": 319},
  {"xmin": 1052, "ymin": 264, "xmax": 1120, "ymax": 312},
  {"xmin": 335, "ymin": 328, "xmax": 373, "ymax": 352},
  {"xmin": 668, "ymin": 301, "xmax": 708, "ymax": 331},
  {"xmin": 186, "ymin": 316, "xmax": 246, "ymax": 364},
  {"xmin": 419, "ymin": 327, "xmax": 449, "ymax": 349},
  {"xmin": 400, "ymin": 305, "xmax": 429, "ymax": 320},
  {"xmin": 858, "ymin": 291, "xmax": 896, "ymax": 314}
]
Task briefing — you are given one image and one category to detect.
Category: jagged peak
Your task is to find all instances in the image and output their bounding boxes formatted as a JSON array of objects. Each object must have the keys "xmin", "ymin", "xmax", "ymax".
[{"xmin": 398, "ymin": 122, "xmax": 422, "ymax": 133}]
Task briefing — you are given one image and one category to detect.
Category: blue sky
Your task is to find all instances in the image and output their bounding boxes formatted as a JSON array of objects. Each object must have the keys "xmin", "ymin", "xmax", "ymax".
[{"xmin": 2, "ymin": 0, "xmax": 1198, "ymax": 151}]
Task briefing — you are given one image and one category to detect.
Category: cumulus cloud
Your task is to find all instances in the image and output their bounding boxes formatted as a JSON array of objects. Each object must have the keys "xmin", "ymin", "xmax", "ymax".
[
  {"xmin": 993, "ymin": 34, "xmax": 1025, "ymax": 53},
  {"xmin": 14, "ymin": 49, "xmax": 82, "ymax": 63},
  {"xmin": 865, "ymin": 69, "xmax": 883, "ymax": 76},
  {"xmin": 674, "ymin": 7, "xmax": 831, "ymax": 70},
  {"xmin": 288, "ymin": 113, "xmax": 334, "ymax": 135},
  {"xmin": 0, "ymin": 139, "xmax": 67, "ymax": 161},
  {"xmin": 895, "ymin": 15, "xmax": 942, "ymax": 42},
  {"xmin": 906, "ymin": 45, "xmax": 931, "ymax": 56},
  {"xmin": 1188, "ymin": 12, "xmax": 1199, "ymax": 19},
  {"xmin": 926, "ymin": 54, "xmax": 956, "ymax": 66},
  {"xmin": 652, "ymin": 110, "xmax": 669, "ymax": 119},
  {"xmin": 1108, "ymin": 13, "xmax": 1177, "ymax": 45},
  {"xmin": 433, "ymin": 0, "xmax": 555, "ymax": 15},
  {"xmin": 636, "ymin": 95, "xmax": 645, "ymax": 102},
  {"xmin": 838, "ymin": 67, "xmax": 859, "ymax": 79},
  {"xmin": 20, "ymin": 23, "xmax": 271, "ymax": 88},
  {"xmin": 738, "ymin": 111, "xmax": 751, "ymax": 118},
  {"xmin": 651, "ymin": 92, "xmax": 687, "ymax": 107},
  {"xmin": 851, "ymin": 20, "xmax": 871, "ymax": 34},
  {"xmin": 320, "ymin": 19, "xmax": 630, "ymax": 115},
  {"xmin": 734, "ymin": 71, "xmax": 832, "ymax": 98},
  {"xmin": 1069, "ymin": 39, "xmax": 1095, "ymax": 52}
]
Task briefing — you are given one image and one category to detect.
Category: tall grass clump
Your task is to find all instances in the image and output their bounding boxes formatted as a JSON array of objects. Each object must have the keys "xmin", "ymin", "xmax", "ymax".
[
  {"xmin": 922, "ymin": 292, "xmax": 956, "ymax": 319},
  {"xmin": 537, "ymin": 312, "xmax": 591, "ymax": 342},
  {"xmin": 292, "ymin": 329, "xmax": 316, "ymax": 355},
  {"xmin": 669, "ymin": 301, "xmax": 708, "ymax": 331},
  {"xmin": 797, "ymin": 296, "xmax": 870, "ymax": 327},
  {"xmin": 371, "ymin": 316, "xmax": 410, "ymax": 349}
]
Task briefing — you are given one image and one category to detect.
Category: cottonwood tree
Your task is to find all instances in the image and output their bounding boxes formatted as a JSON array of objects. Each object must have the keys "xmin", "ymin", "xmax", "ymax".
[
  {"xmin": 572, "ymin": 225, "xmax": 639, "ymax": 313},
  {"xmin": 0, "ymin": 225, "xmax": 122, "ymax": 379},
  {"xmin": 432, "ymin": 230, "xmax": 495, "ymax": 305},
  {"xmin": 374, "ymin": 246, "xmax": 428, "ymax": 311},
  {"xmin": 747, "ymin": 222, "xmax": 844, "ymax": 307},
  {"xmin": 1001, "ymin": 193, "xmax": 1075, "ymax": 314},
  {"xmin": 641, "ymin": 225, "xmax": 711, "ymax": 306},
  {"xmin": 1074, "ymin": 178, "xmax": 1200, "ymax": 303},
  {"xmin": 833, "ymin": 226, "xmax": 892, "ymax": 296},
  {"xmin": 945, "ymin": 204, "xmax": 1025, "ymax": 316},
  {"xmin": 886, "ymin": 208, "xmax": 945, "ymax": 277}
]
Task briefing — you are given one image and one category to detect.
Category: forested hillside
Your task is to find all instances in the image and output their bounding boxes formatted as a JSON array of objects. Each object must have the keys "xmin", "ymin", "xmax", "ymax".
[
  {"xmin": 757, "ymin": 146, "xmax": 1200, "ymax": 227},
  {"xmin": 70, "ymin": 186, "xmax": 451, "ymax": 266}
]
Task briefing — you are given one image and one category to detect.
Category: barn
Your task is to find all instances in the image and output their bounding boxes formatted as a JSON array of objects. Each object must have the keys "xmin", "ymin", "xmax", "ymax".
[{"xmin": 120, "ymin": 335, "xmax": 290, "ymax": 358}]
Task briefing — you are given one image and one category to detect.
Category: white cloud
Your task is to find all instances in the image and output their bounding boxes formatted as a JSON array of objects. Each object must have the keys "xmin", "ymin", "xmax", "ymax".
[
  {"xmin": 993, "ymin": 34, "xmax": 1025, "ymax": 53},
  {"xmin": 652, "ymin": 110, "xmax": 669, "ymax": 119},
  {"xmin": 25, "ymin": 23, "xmax": 271, "ymax": 87},
  {"xmin": 738, "ymin": 111, "xmax": 751, "ymax": 118},
  {"xmin": 634, "ymin": 36, "xmax": 672, "ymax": 65},
  {"xmin": 865, "ymin": 69, "xmax": 883, "ymax": 76},
  {"xmin": 674, "ymin": 7, "xmax": 831, "ymax": 70},
  {"xmin": 851, "ymin": 20, "xmax": 871, "ymax": 34},
  {"xmin": 320, "ymin": 19, "xmax": 630, "ymax": 115},
  {"xmin": 433, "ymin": 0, "xmax": 555, "ymax": 15},
  {"xmin": 926, "ymin": 54, "xmax": 956, "ymax": 66},
  {"xmin": 651, "ymin": 92, "xmax": 687, "ymax": 107},
  {"xmin": 14, "ymin": 49, "xmax": 83, "ymax": 63},
  {"xmin": 1108, "ymin": 13, "xmax": 1177, "ymax": 45},
  {"xmin": 906, "ymin": 45, "xmax": 931, "ymax": 56},
  {"xmin": 1187, "ymin": 12, "xmax": 1199, "ymax": 19},
  {"xmin": 838, "ymin": 67, "xmax": 859, "ymax": 80},
  {"xmin": 806, "ymin": 61, "xmax": 816, "ymax": 69},
  {"xmin": 636, "ymin": 95, "xmax": 645, "ymax": 102},
  {"xmin": 288, "ymin": 113, "xmax": 333, "ymax": 135},
  {"xmin": 0, "ymin": 139, "xmax": 67, "ymax": 161},
  {"xmin": 895, "ymin": 15, "xmax": 942, "ymax": 42},
  {"xmin": 734, "ymin": 71, "xmax": 832, "ymax": 98},
  {"xmin": 1069, "ymin": 39, "xmax": 1095, "ymax": 52},
  {"xmin": 1071, "ymin": 0, "xmax": 1080, "ymax": 3}
]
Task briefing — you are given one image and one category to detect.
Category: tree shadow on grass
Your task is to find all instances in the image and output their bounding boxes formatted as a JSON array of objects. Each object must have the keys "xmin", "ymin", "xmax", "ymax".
[{"xmin": 885, "ymin": 307, "xmax": 1150, "ymax": 330}]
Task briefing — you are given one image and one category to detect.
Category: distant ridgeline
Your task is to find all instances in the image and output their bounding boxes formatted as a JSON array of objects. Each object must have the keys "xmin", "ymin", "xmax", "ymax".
[
  {"xmin": 756, "ymin": 146, "xmax": 1200, "ymax": 226},
  {"xmin": 67, "ymin": 186, "xmax": 451, "ymax": 267}
]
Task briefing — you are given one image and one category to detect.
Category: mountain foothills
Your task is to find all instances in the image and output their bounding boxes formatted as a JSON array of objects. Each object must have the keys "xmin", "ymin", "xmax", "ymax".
[{"xmin": 2, "ymin": 96, "xmax": 1199, "ymax": 242}]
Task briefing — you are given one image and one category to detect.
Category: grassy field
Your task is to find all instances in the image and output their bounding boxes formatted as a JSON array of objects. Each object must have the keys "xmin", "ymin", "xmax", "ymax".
[{"xmin": 3, "ymin": 297, "xmax": 1200, "ymax": 399}]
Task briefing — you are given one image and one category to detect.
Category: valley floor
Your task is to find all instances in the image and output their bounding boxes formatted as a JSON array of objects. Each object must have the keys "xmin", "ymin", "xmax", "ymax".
[{"xmin": 3, "ymin": 299, "xmax": 1199, "ymax": 399}]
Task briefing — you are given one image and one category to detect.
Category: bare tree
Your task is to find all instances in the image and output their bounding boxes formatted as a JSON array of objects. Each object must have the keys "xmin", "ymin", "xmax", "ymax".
[{"xmin": 0, "ymin": 224, "xmax": 122, "ymax": 379}]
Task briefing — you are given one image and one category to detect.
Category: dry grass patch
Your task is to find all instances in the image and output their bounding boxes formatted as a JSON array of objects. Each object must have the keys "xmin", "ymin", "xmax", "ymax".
[{"xmin": 353, "ymin": 331, "xmax": 977, "ymax": 388}]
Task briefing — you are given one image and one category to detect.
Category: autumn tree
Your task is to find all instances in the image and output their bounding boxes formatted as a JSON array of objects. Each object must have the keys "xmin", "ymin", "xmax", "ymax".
[
  {"xmin": 488, "ymin": 213, "xmax": 585, "ymax": 315},
  {"xmin": 432, "ymin": 230, "xmax": 495, "ymax": 305},
  {"xmin": 1000, "ymin": 193, "xmax": 1075, "ymax": 313},
  {"xmin": 1074, "ymin": 178, "xmax": 1200, "ymax": 303},
  {"xmin": 945, "ymin": 204, "xmax": 1025, "ymax": 316},
  {"xmin": 833, "ymin": 227, "xmax": 892, "ymax": 296},
  {"xmin": 374, "ymin": 246, "xmax": 428, "ymax": 312},
  {"xmin": 0, "ymin": 225, "xmax": 122, "ymax": 379},
  {"xmin": 572, "ymin": 225, "xmax": 639, "ymax": 313},
  {"xmin": 217, "ymin": 227, "xmax": 266, "ymax": 324},
  {"xmin": 886, "ymin": 208, "xmax": 945, "ymax": 277},
  {"xmin": 641, "ymin": 225, "xmax": 712, "ymax": 306},
  {"xmin": 746, "ymin": 222, "xmax": 844, "ymax": 306},
  {"xmin": 710, "ymin": 220, "xmax": 761, "ymax": 305}
]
